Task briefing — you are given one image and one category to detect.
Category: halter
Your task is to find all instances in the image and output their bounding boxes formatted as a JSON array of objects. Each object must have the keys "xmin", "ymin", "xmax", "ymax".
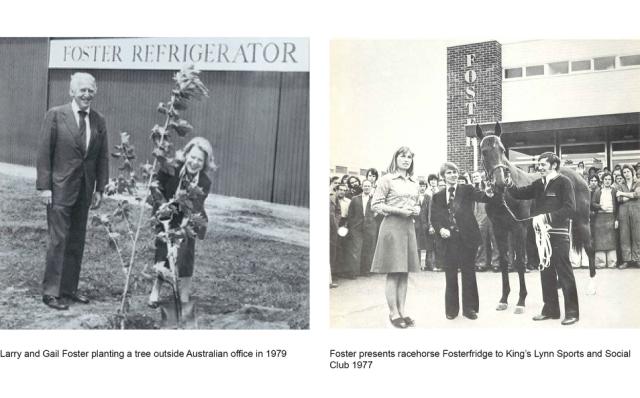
[
  {"xmin": 485, "ymin": 163, "xmax": 509, "ymax": 182},
  {"xmin": 481, "ymin": 153, "xmax": 533, "ymax": 223}
]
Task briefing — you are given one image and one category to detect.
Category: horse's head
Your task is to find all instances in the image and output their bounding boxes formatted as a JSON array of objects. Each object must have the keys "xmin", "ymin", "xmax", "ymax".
[{"xmin": 476, "ymin": 122, "xmax": 508, "ymax": 189}]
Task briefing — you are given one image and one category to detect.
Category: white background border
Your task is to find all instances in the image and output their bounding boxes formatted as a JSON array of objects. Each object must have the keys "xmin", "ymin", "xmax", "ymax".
[{"xmin": 2, "ymin": 1, "xmax": 639, "ymax": 396}]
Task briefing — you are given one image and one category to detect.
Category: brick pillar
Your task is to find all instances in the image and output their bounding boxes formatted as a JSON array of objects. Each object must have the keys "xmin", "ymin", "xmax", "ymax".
[{"xmin": 446, "ymin": 41, "xmax": 502, "ymax": 173}]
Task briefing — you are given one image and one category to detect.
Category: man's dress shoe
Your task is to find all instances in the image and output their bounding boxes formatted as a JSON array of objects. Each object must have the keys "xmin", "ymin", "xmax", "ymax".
[
  {"xmin": 463, "ymin": 311, "xmax": 478, "ymax": 320},
  {"xmin": 63, "ymin": 293, "xmax": 90, "ymax": 304},
  {"xmin": 561, "ymin": 317, "xmax": 579, "ymax": 326},
  {"xmin": 43, "ymin": 295, "xmax": 69, "ymax": 310},
  {"xmin": 532, "ymin": 314, "xmax": 560, "ymax": 321}
]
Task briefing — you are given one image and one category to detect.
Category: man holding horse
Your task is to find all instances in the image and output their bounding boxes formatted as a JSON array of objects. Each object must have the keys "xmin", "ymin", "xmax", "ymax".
[{"xmin": 507, "ymin": 152, "xmax": 579, "ymax": 326}]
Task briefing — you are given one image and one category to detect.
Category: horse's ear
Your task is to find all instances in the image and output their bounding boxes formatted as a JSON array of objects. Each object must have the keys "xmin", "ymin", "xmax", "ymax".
[
  {"xmin": 494, "ymin": 122, "xmax": 502, "ymax": 137},
  {"xmin": 475, "ymin": 124, "xmax": 484, "ymax": 139}
]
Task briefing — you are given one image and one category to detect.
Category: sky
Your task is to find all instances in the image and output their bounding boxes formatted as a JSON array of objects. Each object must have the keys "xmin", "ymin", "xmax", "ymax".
[{"xmin": 330, "ymin": 40, "xmax": 454, "ymax": 178}]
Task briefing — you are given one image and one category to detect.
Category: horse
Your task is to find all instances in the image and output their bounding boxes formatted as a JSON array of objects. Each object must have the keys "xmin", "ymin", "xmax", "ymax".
[
  {"xmin": 476, "ymin": 123, "xmax": 596, "ymax": 313},
  {"xmin": 483, "ymin": 173, "xmax": 531, "ymax": 313}
]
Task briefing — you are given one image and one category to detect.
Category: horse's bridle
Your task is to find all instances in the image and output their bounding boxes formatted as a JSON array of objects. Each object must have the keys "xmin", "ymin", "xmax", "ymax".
[
  {"xmin": 481, "ymin": 157, "xmax": 534, "ymax": 223},
  {"xmin": 484, "ymin": 163, "xmax": 509, "ymax": 184}
]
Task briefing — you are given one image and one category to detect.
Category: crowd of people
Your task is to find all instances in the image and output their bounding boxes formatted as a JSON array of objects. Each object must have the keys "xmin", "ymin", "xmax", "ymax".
[
  {"xmin": 586, "ymin": 162, "xmax": 640, "ymax": 270},
  {"xmin": 329, "ymin": 147, "xmax": 640, "ymax": 328}
]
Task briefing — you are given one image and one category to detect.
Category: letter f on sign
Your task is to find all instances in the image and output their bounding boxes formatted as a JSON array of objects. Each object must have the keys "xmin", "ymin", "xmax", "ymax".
[{"xmin": 466, "ymin": 54, "xmax": 475, "ymax": 67}]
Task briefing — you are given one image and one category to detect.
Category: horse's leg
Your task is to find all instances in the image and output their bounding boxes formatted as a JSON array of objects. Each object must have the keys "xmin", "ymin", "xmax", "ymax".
[
  {"xmin": 493, "ymin": 224, "xmax": 510, "ymax": 310},
  {"xmin": 513, "ymin": 222, "xmax": 528, "ymax": 313},
  {"xmin": 525, "ymin": 204, "xmax": 539, "ymax": 270}
]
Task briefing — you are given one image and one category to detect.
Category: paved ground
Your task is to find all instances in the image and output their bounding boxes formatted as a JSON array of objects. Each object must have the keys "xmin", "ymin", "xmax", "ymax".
[{"xmin": 330, "ymin": 267, "xmax": 640, "ymax": 328}]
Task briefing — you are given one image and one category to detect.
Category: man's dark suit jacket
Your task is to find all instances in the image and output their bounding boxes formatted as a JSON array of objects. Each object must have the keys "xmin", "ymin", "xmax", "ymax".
[
  {"xmin": 431, "ymin": 184, "xmax": 488, "ymax": 249},
  {"xmin": 346, "ymin": 195, "xmax": 364, "ymax": 232},
  {"xmin": 36, "ymin": 103, "xmax": 109, "ymax": 205},
  {"xmin": 345, "ymin": 194, "xmax": 377, "ymax": 274}
]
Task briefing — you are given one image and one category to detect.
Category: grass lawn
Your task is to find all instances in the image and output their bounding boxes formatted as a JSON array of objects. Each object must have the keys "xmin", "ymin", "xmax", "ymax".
[{"xmin": 0, "ymin": 171, "xmax": 309, "ymax": 329}]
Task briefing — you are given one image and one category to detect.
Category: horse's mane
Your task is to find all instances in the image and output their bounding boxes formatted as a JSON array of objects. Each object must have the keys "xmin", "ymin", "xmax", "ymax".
[{"xmin": 504, "ymin": 158, "xmax": 539, "ymax": 187}]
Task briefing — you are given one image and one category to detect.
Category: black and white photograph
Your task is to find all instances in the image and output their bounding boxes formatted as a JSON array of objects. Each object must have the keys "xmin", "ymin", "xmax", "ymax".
[
  {"xmin": 330, "ymin": 39, "xmax": 640, "ymax": 328},
  {"xmin": 0, "ymin": 37, "xmax": 309, "ymax": 329}
]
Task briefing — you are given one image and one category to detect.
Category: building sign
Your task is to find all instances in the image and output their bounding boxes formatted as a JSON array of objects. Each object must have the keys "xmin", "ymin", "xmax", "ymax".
[
  {"xmin": 446, "ymin": 41, "xmax": 501, "ymax": 173},
  {"xmin": 464, "ymin": 53, "xmax": 477, "ymax": 126},
  {"xmin": 49, "ymin": 38, "xmax": 309, "ymax": 72}
]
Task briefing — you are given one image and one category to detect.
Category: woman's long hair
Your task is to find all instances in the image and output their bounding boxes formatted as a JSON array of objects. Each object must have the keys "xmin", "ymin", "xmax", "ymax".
[
  {"xmin": 621, "ymin": 164, "xmax": 635, "ymax": 183},
  {"xmin": 386, "ymin": 146, "xmax": 414, "ymax": 176}
]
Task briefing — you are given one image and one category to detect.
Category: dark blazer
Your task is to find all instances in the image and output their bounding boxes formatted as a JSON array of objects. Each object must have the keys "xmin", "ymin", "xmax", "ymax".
[
  {"xmin": 346, "ymin": 194, "xmax": 377, "ymax": 237},
  {"xmin": 36, "ymin": 103, "xmax": 109, "ymax": 207},
  {"xmin": 346, "ymin": 195, "xmax": 364, "ymax": 231},
  {"xmin": 431, "ymin": 184, "xmax": 489, "ymax": 249}
]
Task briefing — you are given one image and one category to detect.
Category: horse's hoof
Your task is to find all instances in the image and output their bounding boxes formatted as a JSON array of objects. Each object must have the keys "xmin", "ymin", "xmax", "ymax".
[
  {"xmin": 496, "ymin": 303, "xmax": 508, "ymax": 311},
  {"xmin": 514, "ymin": 306, "xmax": 525, "ymax": 314}
]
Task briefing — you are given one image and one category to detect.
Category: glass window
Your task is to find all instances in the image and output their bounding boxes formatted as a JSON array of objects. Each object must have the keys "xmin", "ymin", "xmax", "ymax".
[
  {"xmin": 594, "ymin": 56, "xmax": 615, "ymax": 71},
  {"xmin": 508, "ymin": 146, "xmax": 555, "ymax": 171},
  {"xmin": 335, "ymin": 165, "xmax": 347, "ymax": 174},
  {"xmin": 505, "ymin": 67, "xmax": 522, "ymax": 79},
  {"xmin": 549, "ymin": 61, "xmax": 569, "ymax": 75},
  {"xmin": 525, "ymin": 65, "xmax": 544, "ymax": 76},
  {"xmin": 620, "ymin": 54, "xmax": 640, "ymax": 67},
  {"xmin": 560, "ymin": 143, "xmax": 607, "ymax": 171},
  {"xmin": 571, "ymin": 60, "xmax": 591, "ymax": 72},
  {"xmin": 611, "ymin": 141, "xmax": 640, "ymax": 169}
]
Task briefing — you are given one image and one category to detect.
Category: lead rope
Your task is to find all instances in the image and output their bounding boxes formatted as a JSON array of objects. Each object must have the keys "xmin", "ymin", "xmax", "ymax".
[
  {"xmin": 500, "ymin": 195, "xmax": 552, "ymax": 269},
  {"xmin": 532, "ymin": 216, "xmax": 552, "ymax": 269}
]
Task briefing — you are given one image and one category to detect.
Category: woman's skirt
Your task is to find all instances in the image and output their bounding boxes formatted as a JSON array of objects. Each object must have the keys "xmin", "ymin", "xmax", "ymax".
[
  {"xmin": 371, "ymin": 215, "xmax": 420, "ymax": 273},
  {"xmin": 593, "ymin": 212, "xmax": 617, "ymax": 251}
]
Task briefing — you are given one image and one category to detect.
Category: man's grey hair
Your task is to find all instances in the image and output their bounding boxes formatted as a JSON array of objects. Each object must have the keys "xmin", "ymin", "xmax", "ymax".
[{"xmin": 69, "ymin": 72, "xmax": 97, "ymax": 93}]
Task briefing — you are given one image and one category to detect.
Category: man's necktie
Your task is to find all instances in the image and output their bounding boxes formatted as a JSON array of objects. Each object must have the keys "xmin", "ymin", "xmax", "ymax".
[
  {"xmin": 448, "ymin": 187, "xmax": 455, "ymax": 209},
  {"xmin": 78, "ymin": 110, "xmax": 87, "ymax": 147},
  {"xmin": 448, "ymin": 186, "xmax": 456, "ymax": 228}
]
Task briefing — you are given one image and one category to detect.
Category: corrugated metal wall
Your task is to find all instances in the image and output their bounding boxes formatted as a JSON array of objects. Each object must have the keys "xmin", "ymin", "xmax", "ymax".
[
  {"xmin": 0, "ymin": 38, "xmax": 309, "ymax": 207},
  {"xmin": 272, "ymin": 73, "xmax": 310, "ymax": 207},
  {"xmin": 0, "ymin": 38, "xmax": 49, "ymax": 167}
]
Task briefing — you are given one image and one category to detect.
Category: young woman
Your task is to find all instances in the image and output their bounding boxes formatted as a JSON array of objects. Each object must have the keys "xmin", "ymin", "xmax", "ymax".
[
  {"xmin": 148, "ymin": 137, "xmax": 215, "ymax": 306},
  {"xmin": 591, "ymin": 173, "xmax": 618, "ymax": 268},
  {"xmin": 613, "ymin": 172, "xmax": 624, "ymax": 189},
  {"xmin": 365, "ymin": 168, "xmax": 379, "ymax": 187},
  {"xmin": 588, "ymin": 175, "xmax": 600, "ymax": 192},
  {"xmin": 616, "ymin": 165, "xmax": 640, "ymax": 269},
  {"xmin": 370, "ymin": 147, "xmax": 420, "ymax": 328}
]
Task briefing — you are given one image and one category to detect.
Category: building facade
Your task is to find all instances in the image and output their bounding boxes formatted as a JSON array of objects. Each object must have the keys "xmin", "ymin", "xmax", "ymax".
[{"xmin": 448, "ymin": 40, "xmax": 640, "ymax": 173}]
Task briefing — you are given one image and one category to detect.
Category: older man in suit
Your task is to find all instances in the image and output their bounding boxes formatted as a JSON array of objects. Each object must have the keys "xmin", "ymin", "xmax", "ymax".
[
  {"xmin": 36, "ymin": 72, "xmax": 109, "ymax": 310},
  {"xmin": 431, "ymin": 162, "xmax": 491, "ymax": 320}
]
